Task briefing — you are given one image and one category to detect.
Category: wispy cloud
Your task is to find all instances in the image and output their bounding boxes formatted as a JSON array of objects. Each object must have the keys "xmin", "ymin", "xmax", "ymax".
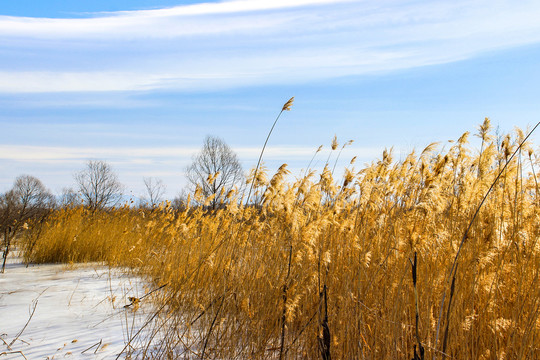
[
  {"xmin": 0, "ymin": 144, "xmax": 383, "ymax": 163},
  {"xmin": 0, "ymin": 0, "xmax": 353, "ymax": 38},
  {"xmin": 1, "ymin": 0, "xmax": 540, "ymax": 93},
  {"xmin": 0, "ymin": 145, "xmax": 194, "ymax": 161}
]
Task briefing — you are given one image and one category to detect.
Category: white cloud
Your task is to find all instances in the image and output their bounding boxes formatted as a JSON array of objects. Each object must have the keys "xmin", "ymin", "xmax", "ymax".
[
  {"xmin": 1, "ymin": 0, "xmax": 540, "ymax": 93},
  {"xmin": 0, "ymin": 145, "xmax": 197, "ymax": 161},
  {"xmin": 123, "ymin": 0, "xmax": 354, "ymax": 16},
  {"xmin": 0, "ymin": 144, "xmax": 383, "ymax": 163},
  {"xmin": 0, "ymin": 0, "xmax": 353, "ymax": 38}
]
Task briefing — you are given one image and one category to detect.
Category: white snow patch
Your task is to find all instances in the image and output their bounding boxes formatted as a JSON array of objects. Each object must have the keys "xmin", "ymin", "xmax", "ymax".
[{"xmin": 0, "ymin": 255, "xmax": 156, "ymax": 359}]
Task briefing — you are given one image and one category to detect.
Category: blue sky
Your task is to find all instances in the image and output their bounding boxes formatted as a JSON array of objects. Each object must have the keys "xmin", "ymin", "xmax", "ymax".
[{"xmin": 1, "ymin": 0, "xmax": 540, "ymax": 199}]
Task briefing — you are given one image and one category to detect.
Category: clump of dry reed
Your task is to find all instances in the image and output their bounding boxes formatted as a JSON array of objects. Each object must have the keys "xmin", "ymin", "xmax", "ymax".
[{"xmin": 22, "ymin": 119, "xmax": 540, "ymax": 359}]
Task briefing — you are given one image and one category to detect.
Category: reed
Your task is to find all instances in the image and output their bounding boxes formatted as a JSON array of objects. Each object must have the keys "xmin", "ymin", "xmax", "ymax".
[{"xmin": 21, "ymin": 122, "xmax": 540, "ymax": 359}]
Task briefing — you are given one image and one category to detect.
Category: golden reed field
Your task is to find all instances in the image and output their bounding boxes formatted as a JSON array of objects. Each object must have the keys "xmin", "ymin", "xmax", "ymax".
[{"xmin": 20, "ymin": 118, "xmax": 539, "ymax": 359}]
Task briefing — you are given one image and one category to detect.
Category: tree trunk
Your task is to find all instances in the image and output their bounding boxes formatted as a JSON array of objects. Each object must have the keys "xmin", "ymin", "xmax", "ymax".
[{"xmin": 1, "ymin": 227, "xmax": 10, "ymax": 273}]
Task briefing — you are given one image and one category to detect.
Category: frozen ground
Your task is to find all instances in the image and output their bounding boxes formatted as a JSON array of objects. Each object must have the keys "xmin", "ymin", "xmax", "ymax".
[{"xmin": 0, "ymin": 253, "xmax": 156, "ymax": 359}]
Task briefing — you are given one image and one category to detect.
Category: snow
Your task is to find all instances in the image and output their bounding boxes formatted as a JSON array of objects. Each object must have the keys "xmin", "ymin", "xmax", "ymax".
[{"xmin": 0, "ymin": 253, "xmax": 156, "ymax": 359}]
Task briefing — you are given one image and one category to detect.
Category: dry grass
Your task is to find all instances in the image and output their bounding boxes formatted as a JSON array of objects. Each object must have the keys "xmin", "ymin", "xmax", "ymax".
[{"xmin": 21, "ymin": 121, "xmax": 540, "ymax": 359}]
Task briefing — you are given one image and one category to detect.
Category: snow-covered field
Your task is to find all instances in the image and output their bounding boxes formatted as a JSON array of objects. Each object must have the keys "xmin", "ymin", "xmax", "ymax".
[{"xmin": 0, "ymin": 254, "xmax": 155, "ymax": 359}]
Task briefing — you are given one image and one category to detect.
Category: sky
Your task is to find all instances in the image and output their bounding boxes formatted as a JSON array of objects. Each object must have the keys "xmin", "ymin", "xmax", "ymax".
[{"xmin": 1, "ymin": 0, "xmax": 540, "ymax": 199}]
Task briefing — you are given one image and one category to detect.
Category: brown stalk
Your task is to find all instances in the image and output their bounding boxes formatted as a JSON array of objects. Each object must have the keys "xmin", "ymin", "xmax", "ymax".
[
  {"xmin": 318, "ymin": 284, "xmax": 331, "ymax": 360},
  {"xmin": 200, "ymin": 290, "xmax": 227, "ymax": 359},
  {"xmin": 81, "ymin": 339, "xmax": 102, "ymax": 354},
  {"xmin": 410, "ymin": 252, "xmax": 424, "ymax": 360},
  {"xmin": 0, "ymin": 351, "xmax": 28, "ymax": 359},
  {"xmin": 279, "ymin": 243, "xmax": 293, "ymax": 360},
  {"xmin": 9, "ymin": 299, "xmax": 38, "ymax": 348},
  {"xmin": 245, "ymin": 97, "xmax": 294, "ymax": 206}
]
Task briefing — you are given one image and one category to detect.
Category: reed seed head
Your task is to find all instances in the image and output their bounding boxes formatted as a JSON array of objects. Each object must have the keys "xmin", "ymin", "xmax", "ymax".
[{"xmin": 282, "ymin": 96, "xmax": 294, "ymax": 111}]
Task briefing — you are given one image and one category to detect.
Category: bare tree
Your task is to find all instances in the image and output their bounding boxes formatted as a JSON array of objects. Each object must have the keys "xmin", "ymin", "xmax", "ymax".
[
  {"xmin": 75, "ymin": 160, "xmax": 124, "ymax": 211},
  {"xmin": 60, "ymin": 187, "xmax": 80, "ymax": 208},
  {"xmin": 141, "ymin": 177, "xmax": 166, "ymax": 208},
  {"xmin": 186, "ymin": 135, "xmax": 243, "ymax": 209},
  {"xmin": 0, "ymin": 190, "xmax": 19, "ymax": 272},
  {"xmin": 1, "ymin": 175, "xmax": 54, "ymax": 273},
  {"xmin": 171, "ymin": 188, "xmax": 190, "ymax": 211}
]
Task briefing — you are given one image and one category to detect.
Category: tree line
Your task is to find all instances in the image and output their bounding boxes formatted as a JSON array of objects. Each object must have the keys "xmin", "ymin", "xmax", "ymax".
[{"xmin": 1, "ymin": 135, "xmax": 244, "ymax": 272}]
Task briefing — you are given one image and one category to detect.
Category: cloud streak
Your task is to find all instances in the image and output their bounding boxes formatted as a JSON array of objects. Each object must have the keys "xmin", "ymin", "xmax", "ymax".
[
  {"xmin": 0, "ymin": 144, "xmax": 382, "ymax": 161},
  {"xmin": 0, "ymin": 144, "xmax": 386, "ymax": 177},
  {"xmin": 0, "ymin": 0, "xmax": 353, "ymax": 38},
  {"xmin": 1, "ymin": 0, "xmax": 540, "ymax": 93}
]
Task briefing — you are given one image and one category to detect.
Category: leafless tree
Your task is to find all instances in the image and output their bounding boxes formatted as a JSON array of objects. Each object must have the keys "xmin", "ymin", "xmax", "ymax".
[
  {"xmin": 171, "ymin": 188, "xmax": 190, "ymax": 211},
  {"xmin": 141, "ymin": 177, "xmax": 166, "ymax": 208},
  {"xmin": 60, "ymin": 187, "xmax": 80, "ymax": 208},
  {"xmin": 75, "ymin": 160, "xmax": 124, "ymax": 211},
  {"xmin": 185, "ymin": 135, "xmax": 244, "ymax": 209},
  {"xmin": 1, "ymin": 175, "xmax": 54, "ymax": 273}
]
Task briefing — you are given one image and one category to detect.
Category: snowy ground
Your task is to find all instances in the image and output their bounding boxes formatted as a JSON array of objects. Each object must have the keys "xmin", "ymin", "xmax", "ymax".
[{"xmin": 0, "ymin": 253, "xmax": 157, "ymax": 359}]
